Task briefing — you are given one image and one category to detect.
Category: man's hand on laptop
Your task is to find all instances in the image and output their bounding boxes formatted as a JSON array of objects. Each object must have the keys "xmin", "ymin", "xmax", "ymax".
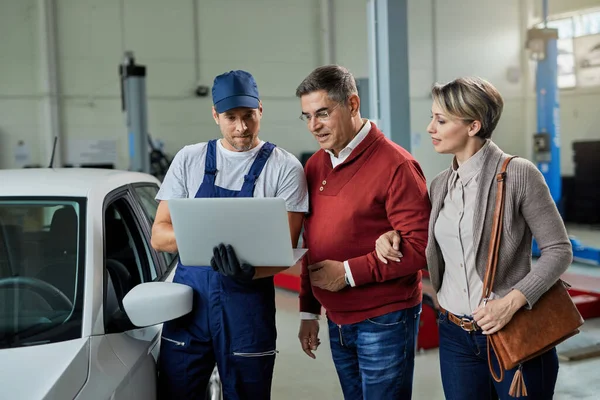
[{"xmin": 211, "ymin": 244, "xmax": 255, "ymax": 283}]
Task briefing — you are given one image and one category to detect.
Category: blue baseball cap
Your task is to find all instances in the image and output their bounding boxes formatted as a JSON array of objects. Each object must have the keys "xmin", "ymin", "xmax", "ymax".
[{"xmin": 212, "ymin": 70, "xmax": 260, "ymax": 113}]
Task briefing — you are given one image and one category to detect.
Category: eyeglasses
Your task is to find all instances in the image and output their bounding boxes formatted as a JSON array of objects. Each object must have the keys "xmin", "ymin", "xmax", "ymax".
[{"xmin": 299, "ymin": 103, "xmax": 340, "ymax": 124}]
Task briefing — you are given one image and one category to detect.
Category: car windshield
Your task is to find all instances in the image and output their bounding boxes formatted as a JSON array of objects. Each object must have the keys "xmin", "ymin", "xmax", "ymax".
[{"xmin": 0, "ymin": 197, "xmax": 85, "ymax": 349}]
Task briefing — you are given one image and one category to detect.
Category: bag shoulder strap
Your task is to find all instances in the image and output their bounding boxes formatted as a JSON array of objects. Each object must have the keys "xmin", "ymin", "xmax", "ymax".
[
  {"xmin": 481, "ymin": 155, "xmax": 518, "ymax": 301},
  {"xmin": 483, "ymin": 155, "xmax": 518, "ymax": 384}
]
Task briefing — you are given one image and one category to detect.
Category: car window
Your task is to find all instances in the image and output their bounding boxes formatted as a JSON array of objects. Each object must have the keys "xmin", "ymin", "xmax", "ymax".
[
  {"xmin": 133, "ymin": 185, "xmax": 177, "ymax": 266},
  {"xmin": 104, "ymin": 196, "xmax": 163, "ymax": 332},
  {"xmin": 0, "ymin": 197, "xmax": 85, "ymax": 349},
  {"xmin": 135, "ymin": 185, "xmax": 160, "ymax": 223},
  {"xmin": 105, "ymin": 198, "xmax": 157, "ymax": 286}
]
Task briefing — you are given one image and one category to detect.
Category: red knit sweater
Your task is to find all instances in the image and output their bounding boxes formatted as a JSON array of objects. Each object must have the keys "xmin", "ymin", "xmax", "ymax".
[{"xmin": 300, "ymin": 123, "xmax": 431, "ymax": 325}]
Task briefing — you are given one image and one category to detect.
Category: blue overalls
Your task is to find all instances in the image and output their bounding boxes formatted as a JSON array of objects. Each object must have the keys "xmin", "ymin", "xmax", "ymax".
[{"xmin": 158, "ymin": 139, "xmax": 278, "ymax": 400}]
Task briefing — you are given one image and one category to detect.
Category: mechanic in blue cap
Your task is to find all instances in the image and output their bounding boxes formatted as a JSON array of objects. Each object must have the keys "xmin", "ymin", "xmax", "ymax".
[{"xmin": 151, "ymin": 70, "xmax": 308, "ymax": 399}]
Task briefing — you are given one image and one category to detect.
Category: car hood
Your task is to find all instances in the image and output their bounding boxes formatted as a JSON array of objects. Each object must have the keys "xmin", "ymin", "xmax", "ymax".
[{"xmin": 0, "ymin": 338, "xmax": 89, "ymax": 399}]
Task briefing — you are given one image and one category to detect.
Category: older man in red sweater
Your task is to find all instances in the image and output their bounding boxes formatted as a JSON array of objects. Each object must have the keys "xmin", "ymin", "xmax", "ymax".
[{"xmin": 295, "ymin": 65, "xmax": 431, "ymax": 399}]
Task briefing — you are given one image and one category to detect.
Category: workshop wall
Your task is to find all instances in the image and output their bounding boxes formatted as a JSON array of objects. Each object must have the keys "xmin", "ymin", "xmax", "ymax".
[
  {"xmin": 536, "ymin": 0, "xmax": 600, "ymax": 16},
  {"xmin": 55, "ymin": 0, "xmax": 323, "ymax": 170},
  {"xmin": 0, "ymin": 0, "xmax": 597, "ymax": 180},
  {"xmin": 556, "ymin": 92, "xmax": 599, "ymax": 176},
  {"xmin": 407, "ymin": 0, "xmax": 600, "ymax": 182},
  {"xmin": 529, "ymin": 0, "xmax": 600, "ymax": 177},
  {"xmin": 406, "ymin": 0, "xmax": 528, "ymax": 184},
  {"xmin": 0, "ymin": 0, "xmax": 43, "ymax": 169}
]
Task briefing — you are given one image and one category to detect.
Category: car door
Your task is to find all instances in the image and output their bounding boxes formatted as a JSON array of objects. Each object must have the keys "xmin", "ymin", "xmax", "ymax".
[
  {"xmin": 130, "ymin": 183, "xmax": 178, "ymax": 278},
  {"xmin": 130, "ymin": 184, "xmax": 222, "ymax": 399},
  {"xmin": 100, "ymin": 189, "xmax": 167, "ymax": 400}
]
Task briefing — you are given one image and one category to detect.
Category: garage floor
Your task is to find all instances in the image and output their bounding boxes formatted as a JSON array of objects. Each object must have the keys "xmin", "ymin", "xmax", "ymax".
[
  {"xmin": 270, "ymin": 223, "xmax": 600, "ymax": 399},
  {"xmin": 271, "ymin": 289, "xmax": 600, "ymax": 400}
]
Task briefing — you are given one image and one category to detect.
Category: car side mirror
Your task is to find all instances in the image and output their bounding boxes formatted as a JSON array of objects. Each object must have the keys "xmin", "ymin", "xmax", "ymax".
[{"xmin": 122, "ymin": 282, "xmax": 193, "ymax": 327}]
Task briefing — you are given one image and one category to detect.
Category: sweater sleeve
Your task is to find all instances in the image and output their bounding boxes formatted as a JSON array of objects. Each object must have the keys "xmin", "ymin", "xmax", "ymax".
[
  {"xmin": 299, "ymin": 230, "xmax": 322, "ymax": 315},
  {"xmin": 512, "ymin": 162, "xmax": 573, "ymax": 308},
  {"xmin": 298, "ymin": 161, "xmax": 322, "ymax": 315},
  {"xmin": 347, "ymin": 160, "xmax": 431, "ymax": 286}
]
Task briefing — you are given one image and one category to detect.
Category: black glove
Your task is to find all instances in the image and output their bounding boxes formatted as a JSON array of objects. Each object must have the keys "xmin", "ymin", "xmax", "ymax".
[{"xmin": 210, "ymin": 243, "xmax": 255, "ymax": 283}]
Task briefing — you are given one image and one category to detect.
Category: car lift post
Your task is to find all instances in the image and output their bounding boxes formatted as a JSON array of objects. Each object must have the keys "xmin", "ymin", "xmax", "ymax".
[
  {"xmin": 527, "ymin": 0, "xmax": 600, "ymax": 265},
  {"xmin": 119, "ymin": 51, "xmax": 150, "ymax": 174}
]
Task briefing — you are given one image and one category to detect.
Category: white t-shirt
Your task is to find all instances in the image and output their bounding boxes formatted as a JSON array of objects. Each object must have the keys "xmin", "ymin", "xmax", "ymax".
[{"xmin": 156, "ymin": 139, "xmax": 309, "ymax": 213}]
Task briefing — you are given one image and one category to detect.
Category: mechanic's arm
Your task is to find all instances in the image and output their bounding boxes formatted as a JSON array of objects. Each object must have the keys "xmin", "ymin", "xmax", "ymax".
[
  {"xmin": 151, "ymin": 201, "xmax": 178, "ymax": 253},
  {"xmin": 347, "ymin": 160, "xmax": 431, "ymax": 286},
  {"xmin": 150, "ymin": 148, "xmax": 188, "ymax": 254},
  {"xmin": 253, "ymin": 211, "xmax": 305, "ymax": 279}
]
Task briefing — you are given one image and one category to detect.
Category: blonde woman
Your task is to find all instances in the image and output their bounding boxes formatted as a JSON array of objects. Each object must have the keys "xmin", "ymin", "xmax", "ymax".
[{"xmin": 375, "ymin": 77, "xmax": 572, "ymax": 399}]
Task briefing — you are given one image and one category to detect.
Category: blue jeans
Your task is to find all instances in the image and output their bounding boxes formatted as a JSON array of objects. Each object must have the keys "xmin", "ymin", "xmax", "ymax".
[
  {"xmin": 327, "ymin": 304, "xmax": 421, "ymax": 400},
  {"xmin": 438, "ymin": 311, "xmax": 559, "ymax": 400}
]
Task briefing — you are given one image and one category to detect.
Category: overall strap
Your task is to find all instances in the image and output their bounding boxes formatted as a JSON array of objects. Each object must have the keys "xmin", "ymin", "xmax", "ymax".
[
  {"xmin": 194, "ymin": 140, "xmax": 218, "ymax": 198},
  {"xmin": 204, "ymin": 140, "xmax": 218, "ymax": 177},
  {"xmin": 240, "ymin": 142, "xmax": 276, "ymax": 194}
]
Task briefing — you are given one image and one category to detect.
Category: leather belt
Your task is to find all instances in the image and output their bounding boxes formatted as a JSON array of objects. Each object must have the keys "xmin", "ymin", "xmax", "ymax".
[{"xmin": 439, "ymin": 306, "xmax": 480, "ymax": 332}]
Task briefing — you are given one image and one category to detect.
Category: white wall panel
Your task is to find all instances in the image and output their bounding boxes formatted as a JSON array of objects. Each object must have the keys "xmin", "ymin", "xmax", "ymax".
[{"xmin": 0, "ymin": 0, "xmax": 598, "ymax": 173}]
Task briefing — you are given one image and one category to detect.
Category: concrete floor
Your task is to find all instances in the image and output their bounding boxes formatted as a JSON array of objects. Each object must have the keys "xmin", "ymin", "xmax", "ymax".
[
  {"xmin": 270, "ymin": 223, "xmax": 600, "ymax": 399},
  {"xmin": 271, "ymin": 289, "xmax": 600, "ymax": 400}
]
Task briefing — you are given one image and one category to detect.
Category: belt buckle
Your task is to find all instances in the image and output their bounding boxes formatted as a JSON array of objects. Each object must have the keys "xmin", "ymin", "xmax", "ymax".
[{"xmin": 460, "ymin": 317, "xmax": 473, "ymax": 332}]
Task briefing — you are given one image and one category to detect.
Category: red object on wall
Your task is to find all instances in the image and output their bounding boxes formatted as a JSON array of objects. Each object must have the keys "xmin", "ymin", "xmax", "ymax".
[
  {"xmin": 569, "ymin": 289, "xmax": 600, "ymax": 320},
  {"xmin": 273, "ymin": 273, "xmax": 301, "ymax": 292},
  {"xmin": 562, "ymin": 272, "xmax": 600, "ymax": 320},
  {"xmin": 417, "ymin": 300, "xmax": 440, "ymax": 350}
]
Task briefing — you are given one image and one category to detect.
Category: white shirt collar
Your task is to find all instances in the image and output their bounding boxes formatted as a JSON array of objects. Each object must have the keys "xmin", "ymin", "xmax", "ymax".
[
  {"xmin": 325, "ymin": 119, "xmax": 371, "ymax": 166},
  {"xmin": 450, "ymin": 140, "xmax": 490, "ymax": 186}
]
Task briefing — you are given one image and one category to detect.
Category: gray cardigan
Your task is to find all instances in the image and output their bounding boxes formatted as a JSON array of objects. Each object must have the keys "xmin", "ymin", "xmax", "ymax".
[{"xmin": 425, "ymin": 140, "xmax": 573, "ymax": 308}]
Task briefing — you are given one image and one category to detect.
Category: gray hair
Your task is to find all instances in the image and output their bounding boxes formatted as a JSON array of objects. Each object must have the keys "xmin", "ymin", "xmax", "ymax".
[
  {"xmin": 295, "ymin": 65, "xmax": 358, "ymax": 103},
  {"xmin": 431, "ymin": 77, "xmax": 504, "ymax": 139}
]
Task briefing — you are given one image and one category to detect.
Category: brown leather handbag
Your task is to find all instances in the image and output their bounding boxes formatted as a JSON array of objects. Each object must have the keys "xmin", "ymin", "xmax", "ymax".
[{"xmin": 482, "ymin": 156, "xmax": 584, "ymax": 397}]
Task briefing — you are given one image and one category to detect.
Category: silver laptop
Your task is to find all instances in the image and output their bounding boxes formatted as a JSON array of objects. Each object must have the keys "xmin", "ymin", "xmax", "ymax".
[{"xmin": 168, "ymin": 197, "xmax": 308, "ymax": 267}]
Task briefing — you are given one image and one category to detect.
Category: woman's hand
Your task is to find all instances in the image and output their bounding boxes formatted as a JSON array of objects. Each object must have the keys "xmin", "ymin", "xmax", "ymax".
[
  {"xmin": 375, "ymin": 230, "xmax": 403, "ymax": 264},
  {"xmin": 472, "ymin": 290, "xmax": 528, "ymax": 335}
]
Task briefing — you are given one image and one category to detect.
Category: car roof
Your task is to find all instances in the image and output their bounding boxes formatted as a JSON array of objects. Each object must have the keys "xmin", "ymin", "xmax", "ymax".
[{"xmin": 0, "ymin": 168, "xmax": 161, "ymax": 198}]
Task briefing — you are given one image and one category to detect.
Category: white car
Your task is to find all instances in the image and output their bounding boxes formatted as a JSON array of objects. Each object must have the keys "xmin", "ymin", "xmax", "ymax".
[{"xmin": 0, "ymin": 168, "xmax": 194, "ymax": 399}]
